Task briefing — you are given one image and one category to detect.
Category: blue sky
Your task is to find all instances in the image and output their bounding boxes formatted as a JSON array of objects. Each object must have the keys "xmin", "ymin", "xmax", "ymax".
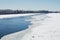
[{"xmin": 0, "ymin": 0, "xmax": 60, "ymax": 11}]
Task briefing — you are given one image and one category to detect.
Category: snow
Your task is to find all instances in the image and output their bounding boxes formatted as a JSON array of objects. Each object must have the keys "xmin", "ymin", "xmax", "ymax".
[
  {"xmin": 0, "ymin": 14, "xmax": 34, "ymax": 19},
  {"xmin": 1, "ymin": 13, "xmax": 60, "ymax": 40}
]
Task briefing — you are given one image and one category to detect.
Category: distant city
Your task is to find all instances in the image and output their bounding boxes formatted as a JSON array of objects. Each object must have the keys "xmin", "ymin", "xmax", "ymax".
[{"xmin": 0, "ymin": 9, "xmax": 60, "ymax": 15}]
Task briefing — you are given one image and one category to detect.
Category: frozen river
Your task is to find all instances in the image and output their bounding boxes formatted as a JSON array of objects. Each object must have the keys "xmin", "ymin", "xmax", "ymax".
[{"xmin": 1, "ymin": 13, "xmax": 60, "ymax": 40}]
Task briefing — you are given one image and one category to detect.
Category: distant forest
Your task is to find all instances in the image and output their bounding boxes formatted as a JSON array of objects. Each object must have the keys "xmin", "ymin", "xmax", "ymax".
[{"xmin": 0, "ymin": 9, "xmax": 60, "ymax": 15}]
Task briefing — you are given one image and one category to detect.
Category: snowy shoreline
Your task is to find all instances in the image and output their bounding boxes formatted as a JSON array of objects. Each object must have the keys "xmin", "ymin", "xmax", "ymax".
[
  {"xmin": 0, "ymin": 14, "xmax": 34, "ymax": 19},
  {"xmin": 1, "ymin": 13, "xmax": 60, "ymax": 40}
]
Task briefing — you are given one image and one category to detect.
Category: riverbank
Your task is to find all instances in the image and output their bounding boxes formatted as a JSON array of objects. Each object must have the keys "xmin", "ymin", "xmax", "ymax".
[{"xmin": 21, "ymin": 13, "xmax": 60, "ymax": 40}]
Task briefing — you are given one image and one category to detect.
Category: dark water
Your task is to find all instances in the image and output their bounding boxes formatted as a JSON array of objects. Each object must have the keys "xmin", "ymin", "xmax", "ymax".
[{"xmin": 0, "ymin": 15, "xmax": 32, "ymax": 38}]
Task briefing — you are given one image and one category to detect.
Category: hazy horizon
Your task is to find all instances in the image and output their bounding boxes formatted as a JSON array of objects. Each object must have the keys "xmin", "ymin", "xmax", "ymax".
[{"xmin": 0, "ymin": 0, "xmax": 60, "ymax": 11}]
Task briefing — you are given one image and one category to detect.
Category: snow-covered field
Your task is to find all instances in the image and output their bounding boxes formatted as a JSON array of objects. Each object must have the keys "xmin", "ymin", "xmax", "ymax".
[{"xmin": 1, "ymin": 13, "xmax": 60, "ymax": 40}]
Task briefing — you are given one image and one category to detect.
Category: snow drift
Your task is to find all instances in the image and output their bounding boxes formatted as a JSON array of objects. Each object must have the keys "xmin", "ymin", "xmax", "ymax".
[
  {"xmin": 0, "ymin": 14, "xmax": 34, "ymax": 19},
  {"xmin": 1, "ymin": 13, "xmax": 60, "ymax": 40}
]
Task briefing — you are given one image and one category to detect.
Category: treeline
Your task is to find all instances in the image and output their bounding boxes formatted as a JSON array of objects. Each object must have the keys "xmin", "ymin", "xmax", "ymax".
[{"xmin": 0, "ymin": 9, "xmax": 60, "ymax": 15}]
